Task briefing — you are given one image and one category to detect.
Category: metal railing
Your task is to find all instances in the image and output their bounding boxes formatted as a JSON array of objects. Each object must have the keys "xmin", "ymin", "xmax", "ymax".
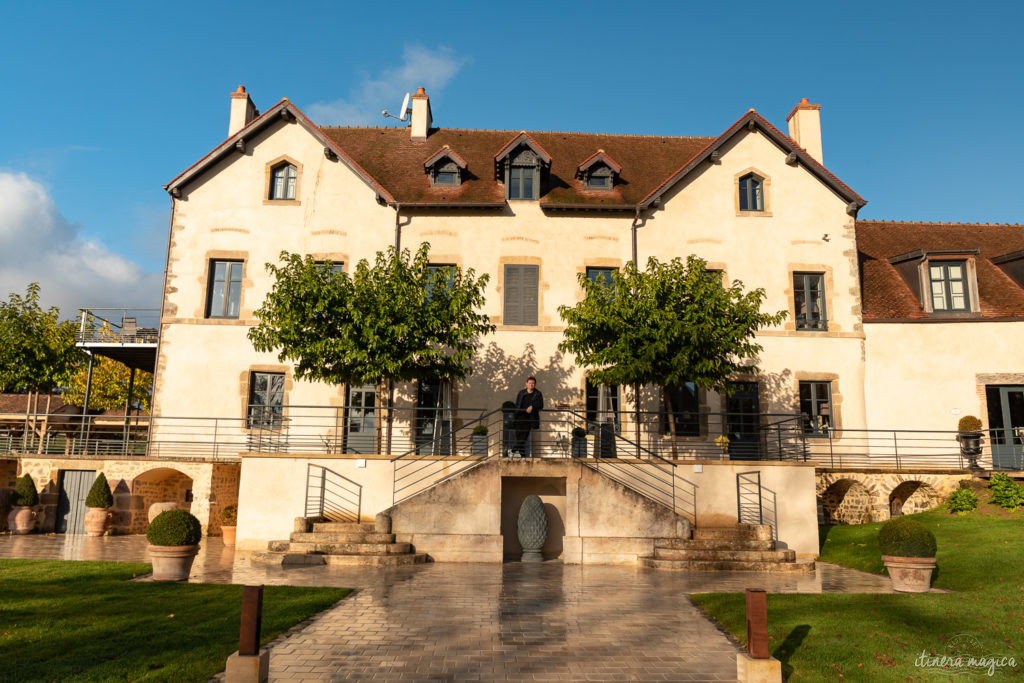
[
  {"xmin": 77, "ymin": 308, "xmax": 161, "ymax": 345},
  {"xmin": 808, "ymin": 428, "xmax": 1009, "ymax": 470},
  {"xmin": 305, "ymin": 464, "xmax": 361, "ymax": 522},
  {"xmin": 737, "ymin": 471, "xmax": 777, "ymax": 539}
]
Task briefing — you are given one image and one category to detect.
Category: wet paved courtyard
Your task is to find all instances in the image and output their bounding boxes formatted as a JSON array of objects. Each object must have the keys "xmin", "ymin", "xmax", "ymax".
[{"xmin": 1, "ymin": 535, "xmax": 907, "ymax": 681}]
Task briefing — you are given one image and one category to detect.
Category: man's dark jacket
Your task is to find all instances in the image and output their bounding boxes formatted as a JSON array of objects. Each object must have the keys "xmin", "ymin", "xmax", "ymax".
[{"xmin": 515, "ymin": 389, "xmax": 544, "ymax": 429}]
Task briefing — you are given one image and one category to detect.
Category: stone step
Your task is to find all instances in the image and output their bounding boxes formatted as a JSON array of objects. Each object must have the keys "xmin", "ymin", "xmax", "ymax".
[
  {"xmin": 268, "ymin": 540, "xmax": 412, "ymax": 555},
  {"xmin": 291, "ymin": 532, "xmax": 397, "ymax": 544},
  {"xmin": 692, "ymin": 525, "xmax": 773, "ymax": 541},
  {"xmin": 311, "ymin": 522, "xmax": 378, "ymax": 533},
  {"xmin": 324, "ymin": 553, "xmax": 428, "ymax": 567},
  {"xmin": 653, "ymin": 547, "xmax": 796, "ymax": 562},
  {"xmin": 250, "ymin": 550, "xmax": 326, "ymax": 567},
  {"xmin": 656, "ymin": 538, "xmax": 776, "ymax": 551},
  {"xmin": 639, "ymin": 557, "xmax": 816, "ymax": 573}
]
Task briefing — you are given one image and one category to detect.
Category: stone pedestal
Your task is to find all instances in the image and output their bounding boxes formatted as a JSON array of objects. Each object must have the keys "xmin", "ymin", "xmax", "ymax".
[
  {"xmin": 736, "ymin": 652, "xmax": 781, "ymax": 682},
  {"xmin": 225, "ymin": 650, "xmax": 269, "ymax": 682}
]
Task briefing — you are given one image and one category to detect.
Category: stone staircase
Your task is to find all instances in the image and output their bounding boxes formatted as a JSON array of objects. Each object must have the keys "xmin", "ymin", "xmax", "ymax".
[
  {"xmin": 251, "ymin": 520, "xmax": 427, "ymax": 567},
  {"xmin": 639, "ymin": 523, "xmax": 815, "ymax": 572}
]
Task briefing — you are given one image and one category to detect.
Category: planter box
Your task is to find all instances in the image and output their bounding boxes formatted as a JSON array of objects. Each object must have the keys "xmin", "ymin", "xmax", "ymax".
[{"xmin": 882, "ymin": 555, "xmax": 936, "ymax": 592}]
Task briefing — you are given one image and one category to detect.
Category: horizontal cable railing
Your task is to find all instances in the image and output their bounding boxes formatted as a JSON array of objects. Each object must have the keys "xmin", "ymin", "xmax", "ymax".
[
  {"xmin": 77, "ymin": 308, "xmax": 161, "ymax": 345},
  {"xmin": 806, "ymin": 428, "xmax": 1001, "ymax": 470}
]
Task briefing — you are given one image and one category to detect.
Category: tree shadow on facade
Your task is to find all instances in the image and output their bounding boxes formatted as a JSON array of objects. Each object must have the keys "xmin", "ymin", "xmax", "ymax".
[{"xmin": 461, "ymin": 342, "xmax": 577, "ymax": 408}]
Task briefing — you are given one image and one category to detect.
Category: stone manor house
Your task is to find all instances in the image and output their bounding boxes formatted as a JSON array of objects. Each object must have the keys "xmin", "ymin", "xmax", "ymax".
[{"xmin": 4, "ymin": 86, "xmax": 1022, "ymax": 567}]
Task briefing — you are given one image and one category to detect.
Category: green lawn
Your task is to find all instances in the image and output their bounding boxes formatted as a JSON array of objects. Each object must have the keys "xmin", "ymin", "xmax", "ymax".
[
  {"xmin": 691, "ymin": 489, "xmax": 1024, "ymax": 680},
  {"xmin": 0, "ymin": 559, "xmax": 349, "ymax": 682}
]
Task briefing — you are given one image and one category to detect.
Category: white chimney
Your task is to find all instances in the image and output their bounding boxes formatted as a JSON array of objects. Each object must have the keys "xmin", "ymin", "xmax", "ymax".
[
  {"xmin": 228, "ymin": 85, "xmax": 257, "ymax": 137},
  {"xmin": 786, "ymin": 98, "xmax": 823, "ymax": 164},
  {"xmin": 410, "ymin": 86, "xmax": 432, "ymax": 141}
]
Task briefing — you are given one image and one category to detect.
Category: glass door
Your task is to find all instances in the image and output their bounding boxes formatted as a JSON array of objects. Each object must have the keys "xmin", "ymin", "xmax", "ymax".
[
  {"xmin": 416, "ymin": 380, "xmax": 452, "ymax": 455},
  {"xmin": 726, "ymin": 382, "xmax": 762, "ymax": 460},
  {"xmin": 345, "ymin": 385, "xmax": 377, "ymax": 454},
  {"xmin": 987, "ymin": 386, "xmax": 1024, "ymax": 470}
]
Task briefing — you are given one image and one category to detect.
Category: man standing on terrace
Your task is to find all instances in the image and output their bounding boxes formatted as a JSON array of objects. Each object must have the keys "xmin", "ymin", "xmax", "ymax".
[{"xmin": 513, "ymin": 376, "xmax": 544, "ymax": 458}]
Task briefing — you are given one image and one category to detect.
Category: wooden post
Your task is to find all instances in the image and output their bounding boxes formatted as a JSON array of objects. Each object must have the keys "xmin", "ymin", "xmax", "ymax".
[
  {"xmin": 745, "ymin": 588, "xmax": 769, "ymax": 659},
  {"xmin": 239, "ymin": 585, "xmax": 264, "ymax": 657}
]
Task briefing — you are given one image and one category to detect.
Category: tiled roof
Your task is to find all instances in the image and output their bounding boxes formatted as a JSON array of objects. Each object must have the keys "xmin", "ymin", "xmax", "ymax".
[
  {"xmin": 318, "ymin": 126, "xmax": 714, "ymax": 207},
  {"xmin": 0, "ymin": 394, "xmax": 67, "ymax": 414},
  {"xmin": 857, "ymin": 220, "xmax": 1024, "ymax": 320}
]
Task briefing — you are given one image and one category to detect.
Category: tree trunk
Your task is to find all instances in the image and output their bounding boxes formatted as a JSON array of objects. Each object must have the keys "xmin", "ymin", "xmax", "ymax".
[
  {"xmin": 375, "ymin": 380, "xmax": 385, "ymax": 456},
  {"xmin": 663, "ymin": 387, "xmax": 679, "ymax": 460},
  {"xmin": 21, "ymin": 390, "xmax": 33, "ymax": 453},
  {"xmin": 386, "ymin": 380, "xmax": 395, "ymax": 456}
]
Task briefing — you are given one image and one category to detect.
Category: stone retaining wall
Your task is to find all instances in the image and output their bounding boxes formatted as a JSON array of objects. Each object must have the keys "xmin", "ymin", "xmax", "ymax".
[{"xmin": 816, "ymin": 470, "xmax": 970, "ymax": 524}]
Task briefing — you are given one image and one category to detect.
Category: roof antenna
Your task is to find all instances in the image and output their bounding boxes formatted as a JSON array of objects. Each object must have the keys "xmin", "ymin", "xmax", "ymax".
[{"xmin": 382, "ymin": 93, "xmax": 411, "ymax": 123}]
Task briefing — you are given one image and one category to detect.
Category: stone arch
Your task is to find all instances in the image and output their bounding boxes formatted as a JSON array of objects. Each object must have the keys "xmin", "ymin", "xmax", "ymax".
[
  {"xmin": 889, "ymin": 480, "xmax": 941, "ymax": 517},
  {"xmin": 819, "ymin": 478, "xmax": 875, "ymax": 525},
  {"xmin": 129, "ymin": 467, "xmax": 195, "ymax": 533}
]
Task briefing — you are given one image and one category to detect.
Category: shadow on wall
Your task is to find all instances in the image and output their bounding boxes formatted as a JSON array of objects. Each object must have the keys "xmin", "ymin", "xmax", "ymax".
[{"xmin": 462, "ymin": 342, "xmax": 578, "ymax": 408}]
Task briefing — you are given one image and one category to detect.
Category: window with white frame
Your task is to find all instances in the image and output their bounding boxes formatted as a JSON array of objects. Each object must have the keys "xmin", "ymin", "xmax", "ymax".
[
  {"xmin": 269, "ymin": 162, "xmax": 297, "ymax": 200},
  {"xmin": 928, "ymin": 261, "xmax": 969, "ymax": 312}
]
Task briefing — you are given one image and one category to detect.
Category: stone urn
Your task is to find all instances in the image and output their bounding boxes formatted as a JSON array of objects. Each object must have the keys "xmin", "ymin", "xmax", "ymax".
[
  {"xmin": 7, "ymin": 506, "xmax": 37, "ymax": 535},
  {"xmin": 148, "ymin": 501, "xmax": 179, "ymax": 523},
  {"xmin": 149, "ymin": 545, "xmax": 200, "ymax": 581},
  {"xmin": 882, "ymin": 556, "xmax": 937, "ymax": 592},
  {"xmin": 84, "ymin": 508, "xmax": 112, "ymax": 537},
  {"xmin": 517, "ymin": 495, "xmax": 548, "ymax": 562}
]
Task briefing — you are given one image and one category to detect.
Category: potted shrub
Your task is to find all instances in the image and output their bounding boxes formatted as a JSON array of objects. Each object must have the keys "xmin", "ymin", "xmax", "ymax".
[
  {"xmin": 146, "ymin": 509, "xmax": 202, "ymax": 581},
  {"xmin": 878, "ymin": 516, "xmax": 937, "ymax": 592},
  {"xmin": 83, "ymin": 472, "xmax": 114, "ymax": 537},
  {"xmin": 8, "ymin": 474, "xmax": 38, "ymax": 535},
  {"xmin": 471, "ymin": 424, "xmax": 489, "ymax": 457},
  {"xmin": 957, "ymin": 415, "xmax": 984, "ymax": 470},
  {"xmin": 571, "ymin": 427, "xmax": 587, "ymax": 459},
  {"xmin": 220, "ymin": 504, "xmax": 238, "ymax": 546}
]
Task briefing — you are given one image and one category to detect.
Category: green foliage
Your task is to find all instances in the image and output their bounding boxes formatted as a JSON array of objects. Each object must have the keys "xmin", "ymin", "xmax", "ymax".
[
  {"xmin": 558, "ymin": 255, "xmax": 786, "ymax": 397},
  {"xmin": 946, "ymin": 487, "xmax": 978, "ymax": 513},
  {"xmin": 471, "ymin": 424, "xmax": 488, "ymax": 436},
  {"xmin": 84, "ymin": 472, "xmax": 114, "ymax": 508},
  {"xmin": 146, "ymin": 509, "xmax": 202, "ymax": 546},
  {"xmin": 65, "ymin": 354, "xmax": 153, "ymax": 412},
  {"xmin": 988, "ymin": 472, "xmax": 1024, "ymax": 510},
  {"xmin": 11, "ymin": 474, "xmax": 38, "ymax": 507},
  {"xmin": 0, "ymin": 283, "xmax": 83, "ymax": 393},
  {"xmin": 877, "ymin": 517, "xmax": 937, "ymax": 558},
  {"xmin": 220, "ymin": 505, "xmax": 237, "ymax": 526},
  {"xmin": 957, "ymin": 415, "xmax": 982, "ymax": 432}
]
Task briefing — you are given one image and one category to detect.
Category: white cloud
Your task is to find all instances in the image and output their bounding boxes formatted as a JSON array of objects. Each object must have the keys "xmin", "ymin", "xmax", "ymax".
[
  {"xmin": 307, "ymin": 45, "xmax": 466, "ymax": 126},
  {"xmin": 0, "ymin": 171, "xmax": 162, "ymax": 316}
]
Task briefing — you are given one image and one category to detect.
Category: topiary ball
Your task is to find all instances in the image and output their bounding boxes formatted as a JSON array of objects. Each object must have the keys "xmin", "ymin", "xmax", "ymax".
[
  {"xmin": 147, "ymin": 509, "xmax": 202, "ymax": 546},
  {"xmin": 85, "ymin": 472, "xmax": 114, "ymax": 508},
  {"xmin": 878, "ymin": 517, "xmax": 937, "ymax": 558},
  {"xmin": 11, "ymin": 474, "xmax": 38, "ymax": 507},
  {"xmin": 958, "ymin": 415, "xmax": 982, "ymax": 432}
]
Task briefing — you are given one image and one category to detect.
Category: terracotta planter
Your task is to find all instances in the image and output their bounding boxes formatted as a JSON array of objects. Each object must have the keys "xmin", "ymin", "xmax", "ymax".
[
  {"xmin": 221, "ymin": 525, "xmax": 237, "ymax": 546},
  {"xmin": 149, "ymin": 544, "xmax": 200, "ymax": 581},
  {"xmin": 8, "ymin": 506, "xmax": 37, "ymax": 535},
  {"xmin": 84, "ymin": 507, "xmax": 112, "ymax": 537},
  {"xmin": 882, "ymin": 555, "xmax": 936, "ymax": 592}
]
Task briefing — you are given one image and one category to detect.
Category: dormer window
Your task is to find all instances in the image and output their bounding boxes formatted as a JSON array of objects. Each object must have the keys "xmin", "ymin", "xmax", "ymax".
[
  {"xmin": 495, "ymin": 132, "xmax": 551, "ymax": 202},
  {"xmin": 577, "ymin": 151, "xmax": 622, "ymax": 192},
  {"xmin": 269, "ymin": 162, "xmax": 297, "ymax": 200},
  {"xmin": 888, "ymin": 248, "xmax": 981, "ymax": 315},
  {"xmin": 929, "ymin": 261, "xmax": 969, "ymax": 312},
  {"xmin": 424, "ymin": 146, "xmax": 467, "ymax": 188},
  {"xmin": 738, "ymin": 173, "xmax": 764, "ymax": 211}
]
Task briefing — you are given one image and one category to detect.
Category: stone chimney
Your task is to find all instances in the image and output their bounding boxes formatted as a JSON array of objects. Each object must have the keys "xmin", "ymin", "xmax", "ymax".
[
  {"xmin": 786, "ymin": 98, "xmax": 823, "ymax": 164},
  {"xmin": 228, "ymin": 85, "xmax": 257, "ymax": 137},
  {"xmin": 410, "ymin": 86, "xmax": 432, "ymax": 141}
]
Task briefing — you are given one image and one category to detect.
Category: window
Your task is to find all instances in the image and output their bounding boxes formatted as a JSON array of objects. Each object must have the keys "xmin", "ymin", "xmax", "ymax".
[
  {"xmin": 248, "ymin": 372, "xmax": 284, "ymax": 428},
  {"xmin": 585, "ymin": 379, "xmax": 620, "ymax": 431},
  {"xmin": 738, "ymin": 173, "xmax": 764, "ymax": 212},
  {"xmin": 585, "ymin": 267, "xmax": 615, "ymax": 288},
  {"xmin": 436, "ymin": 171, "xmax": 458, "ymax": 185},
  {"xmin": 314, "ymin": 260, "xmax": 345, "ymax": 274},
  {"xmin": 427, "ymin": 263, "xmax": 456, "ymax": 299},
  {"xmin": 794, "ymin": 272, "xmax": 827, "ymax": 330},
  {"xmin": 799, "ymin": 381, "xmax": 832, "ymax": 436},
  {"xmin": 503, "ymin": 264, "xmax": 539, "ymax": 325},
  {"xmin": 585, "ymin": 164, "xmax": 613, "ymax": 190},
  {"xmin": 704, "ymin": 269, "xmax": 725, "ymax": 285},
  {"xmin": 929, "ymin": 261, "xmax": 969, "ymax": 312},
  {"xmin": 662, "ymin": 382, "xmax": 700, "ymax": 436},
  {"xmin": 269, "ymin": 163, "xmax": 297, "ymax": 200},
  {"xmin": 508, "ymin": 165, "xmax": 536, "ymax": 200},
  {"xmin": 430, "ymin": 160, "xmax": 461, "ymax": 187},
  {"xmin": 206, "ymin": 260, "xmax": 243, "ymax": 319}
]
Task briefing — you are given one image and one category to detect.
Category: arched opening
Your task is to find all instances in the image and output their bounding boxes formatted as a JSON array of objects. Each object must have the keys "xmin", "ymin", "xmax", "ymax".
[
  {"xmin": 819, "ymin": 479, "xmax": 872, "ymax": 525},
  {"xmin": 889, "ymin": 481, "xmax": 939, "ymax": 517},
  {"xmin": 130, "ymin": 467, "xmax": 194, "ymax": 533}
]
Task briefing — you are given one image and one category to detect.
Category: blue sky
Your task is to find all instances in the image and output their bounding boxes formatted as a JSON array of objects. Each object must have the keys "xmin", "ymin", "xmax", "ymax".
[{"xmin": 1, "ymin": 0, "xmax": 1021, "ymax": 311}]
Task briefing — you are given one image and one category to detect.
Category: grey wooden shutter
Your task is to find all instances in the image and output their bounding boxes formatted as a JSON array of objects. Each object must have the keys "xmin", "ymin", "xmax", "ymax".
[
  {"xmin": 504, "ymin": 265, "xmax": 522, "ymax": 324},
  {"xmin": 521, "ymin": 265, "xmax": 539, "ymax": 325}
]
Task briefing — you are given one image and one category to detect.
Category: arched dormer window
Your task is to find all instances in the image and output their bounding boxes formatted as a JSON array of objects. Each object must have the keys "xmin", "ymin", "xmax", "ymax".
[
  {"xmin": 269, "ymin": 162, "xmax": 298, "ymax": 200},
  {"xmin": 494, "ymin": 132, "xmax": 552, "ymax": 202},
  {"xmin": 738, "ymin": 173, "xmax": 764, "ymax": 212}
]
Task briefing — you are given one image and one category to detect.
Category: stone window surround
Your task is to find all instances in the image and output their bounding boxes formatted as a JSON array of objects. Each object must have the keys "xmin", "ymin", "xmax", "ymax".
[
  {"xmin": 239, "ymin": 365, "xmax": 293, "ymax": 431},
  {"xmin": 783, "ymin": 264, "xmax": 839, "ymax": 334},
  {"xmin": 920, "ymin": 256, "xmax": 980, "ymax": 315},
  {"xmin": 495, "ymin": 255, "xmax": 553, "ymax": 330},
  {"xmin": 794, "ymin": 372, "xmax": 843, "ymax": 437},
  {"xmin": 263, "ymin": 154, "xmax": 303, "ymax": 206},
  {"xmin": 194, "ymin": 250, "xmax": 254, "ymax": 322},
  {"xmin": 734, "ymin": 167, "xmax": 772, "ymax": 217},
  {"xmin": 571, "ymin": 258, "xmax": 623, "ymax": 305},
  {"xmin": 309, "ymin": 252, "xmax": 350, "ymax": 271}
]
